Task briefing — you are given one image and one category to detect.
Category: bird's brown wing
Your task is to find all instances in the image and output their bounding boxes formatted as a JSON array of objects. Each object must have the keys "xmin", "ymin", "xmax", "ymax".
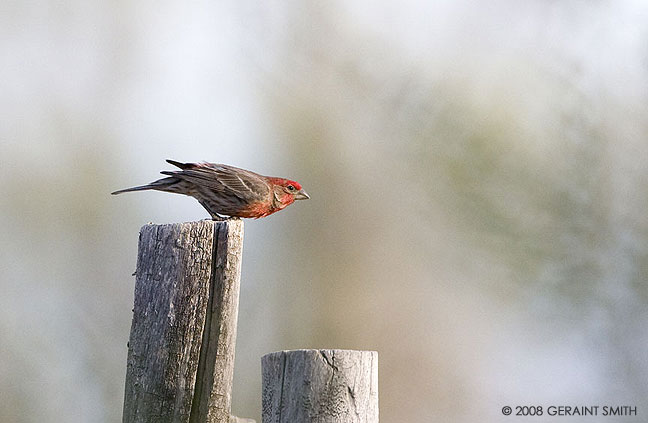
[{"xmin": 162, "ymin": 163, "xmax": 270, "ymax": 203}]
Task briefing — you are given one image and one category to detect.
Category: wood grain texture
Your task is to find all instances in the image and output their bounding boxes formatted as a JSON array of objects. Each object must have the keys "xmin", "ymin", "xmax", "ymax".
[
  {"xmin": 261, "ymin": 350, "xmax": 378, "ymax": 423},
  {"xmin": 122, "ymin": 220, "xmax": 244, "ymax": 423}
]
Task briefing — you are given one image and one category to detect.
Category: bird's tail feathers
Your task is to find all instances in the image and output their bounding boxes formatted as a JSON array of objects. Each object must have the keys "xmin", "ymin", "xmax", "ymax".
[{"xmin": 111, "ymin": 177, "xmax": 179, "ymax": 195}]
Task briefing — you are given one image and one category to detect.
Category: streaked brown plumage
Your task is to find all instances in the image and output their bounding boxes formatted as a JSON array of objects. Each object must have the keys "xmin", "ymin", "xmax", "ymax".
[{"xmin": 111, "ymin": 159, "xmax": 309, "ymax": 219}]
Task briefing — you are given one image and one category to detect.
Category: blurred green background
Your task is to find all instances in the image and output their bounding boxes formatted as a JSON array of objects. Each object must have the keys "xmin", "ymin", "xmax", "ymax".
[{"xmin": 1, "ymin": 1, "xmax": 647, "ymax": 422}]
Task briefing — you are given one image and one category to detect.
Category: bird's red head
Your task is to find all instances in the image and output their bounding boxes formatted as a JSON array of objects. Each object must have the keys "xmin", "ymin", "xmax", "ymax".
[{"xmin": 267, "ymin": 177, "xmax": 310, "ymax": 206}]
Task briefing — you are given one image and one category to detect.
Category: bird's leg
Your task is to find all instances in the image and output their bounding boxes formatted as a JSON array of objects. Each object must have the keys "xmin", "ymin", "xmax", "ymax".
[
  {"xmin": 208, "ymin": 212, "xmax": 226, "ymax": 221},
  {"xmin": 197, "ymin": 199, "xmax": 225, "ymax": 221}
]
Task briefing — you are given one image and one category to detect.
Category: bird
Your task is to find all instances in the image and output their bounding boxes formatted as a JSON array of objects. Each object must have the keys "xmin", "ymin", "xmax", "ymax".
[{"xmin": 111, "ymin": 159, "xmax": 309, "ymax": 220}]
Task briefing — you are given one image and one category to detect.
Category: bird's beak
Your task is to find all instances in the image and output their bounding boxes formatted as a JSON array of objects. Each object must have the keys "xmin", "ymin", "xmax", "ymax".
[{"xmin": 295, "ymin": 189, "xmax": 310, "ymax": 200}]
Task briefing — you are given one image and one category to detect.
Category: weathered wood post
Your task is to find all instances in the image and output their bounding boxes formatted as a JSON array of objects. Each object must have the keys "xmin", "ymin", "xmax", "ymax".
[
  {"xmin": 122, "ymin": 220, "xmax": 244, "ymax": 423},
  {"xmin": 261, "ymin": 349, "xmax": 378, "ymax": 423}
]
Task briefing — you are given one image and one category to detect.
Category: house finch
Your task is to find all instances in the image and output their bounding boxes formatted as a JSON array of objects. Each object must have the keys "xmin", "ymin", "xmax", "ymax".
[{"xmin": 111, "ymin": 159, "xmax": 309, "ymax": 219}]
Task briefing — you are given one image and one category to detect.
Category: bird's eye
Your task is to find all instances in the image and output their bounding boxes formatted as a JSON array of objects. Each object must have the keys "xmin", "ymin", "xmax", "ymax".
[{"xmin": 287, "ymin": 185, "xmax": 295, "ymax": 191}]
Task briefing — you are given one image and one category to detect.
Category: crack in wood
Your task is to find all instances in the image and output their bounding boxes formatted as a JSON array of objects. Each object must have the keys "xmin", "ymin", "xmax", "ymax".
[{"xmin": 188, "ymin": 222, "xmax": 221, "ymax": 423}]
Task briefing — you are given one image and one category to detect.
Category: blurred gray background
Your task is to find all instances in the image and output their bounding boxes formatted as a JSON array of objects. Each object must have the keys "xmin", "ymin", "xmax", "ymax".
[{"xmin": 1, "ymin": 1, "xmax": 647, "ymax": 422}]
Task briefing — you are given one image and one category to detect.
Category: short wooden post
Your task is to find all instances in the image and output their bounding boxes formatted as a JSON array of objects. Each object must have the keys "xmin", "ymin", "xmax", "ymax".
[
  {"xmin": 122, "ymin": 220, "xmax": 244, "ymax": 423},
  {"xmin": 261, "ymin": 349, "xmax": 379, "ymax": 423}
]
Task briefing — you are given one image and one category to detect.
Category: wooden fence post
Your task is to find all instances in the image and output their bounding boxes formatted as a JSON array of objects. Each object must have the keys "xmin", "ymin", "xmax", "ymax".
[
  {"xmin": 122, "ymin": 220, "xmax": 244, "ymax": 423},
  {"xmin": 261, "ymin": 349, "xmax": 379, "ymax": 423}
]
